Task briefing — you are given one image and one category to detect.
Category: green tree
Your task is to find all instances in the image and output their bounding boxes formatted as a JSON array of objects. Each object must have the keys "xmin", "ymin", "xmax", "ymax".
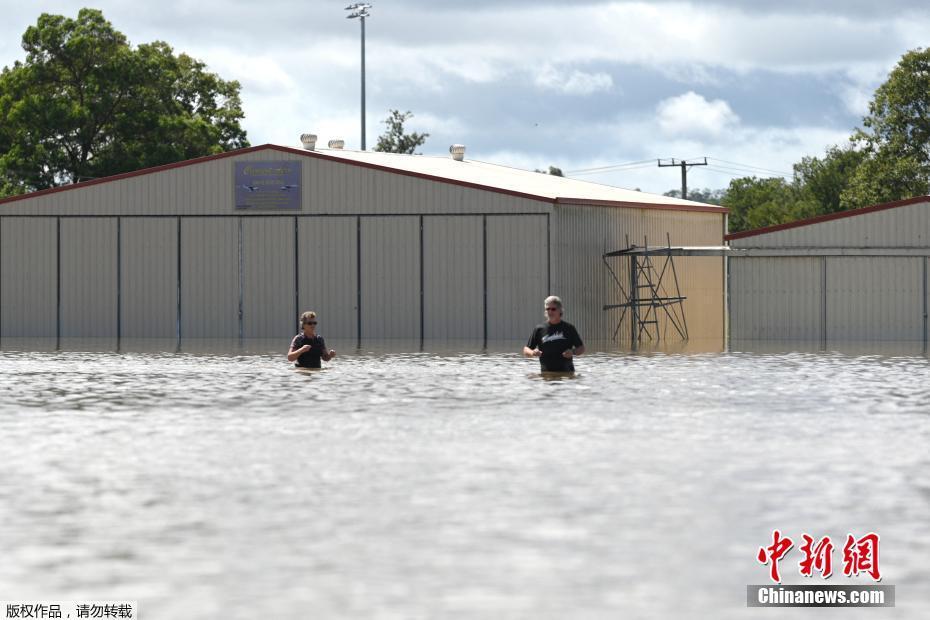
[
  {"xmin": 373, "ymin": 109, "xmax": 428, "ymax": 154},
  {"xmin": 534, "ymin": 166, "xmax": 564, "ymax": 176},
  {"xmin": 722, "ymin": 177, "xmax": 818, "ymax": 233},
  {"xmin": 793, "ymin": 145, "xmax": 866, "ymax": 214},
  {"xmin": 0, "ymin": 9, "xmax": 248, "ymax": 196},
  {"xmin": 842, "ymin": 47, "xmax": 930, "ymax": 208},
  {"xmin": 663, "ymin": 188, "xmax": 726, "ymax": 205}
]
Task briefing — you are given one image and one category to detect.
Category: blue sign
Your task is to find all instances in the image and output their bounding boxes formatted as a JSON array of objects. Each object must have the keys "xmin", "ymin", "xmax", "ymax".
[{"xmin": 235, "ymin": 161, "xmax": 301, "ymax": 210}]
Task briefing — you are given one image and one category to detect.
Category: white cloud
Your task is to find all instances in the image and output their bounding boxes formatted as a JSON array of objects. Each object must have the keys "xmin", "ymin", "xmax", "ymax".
[
  {"xmin": 534, "ymin": 65, "xmax": 613, "ymax": 95},
  {"xmin": 656, "ymin": 92, "xmax": 740, "ymax": 137}
]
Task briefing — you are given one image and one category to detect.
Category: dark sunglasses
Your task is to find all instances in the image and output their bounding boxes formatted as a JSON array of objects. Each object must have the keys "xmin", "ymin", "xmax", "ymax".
[{"xmin": 304, "ymin": 321, "xmax": 318, "ymax": 325}]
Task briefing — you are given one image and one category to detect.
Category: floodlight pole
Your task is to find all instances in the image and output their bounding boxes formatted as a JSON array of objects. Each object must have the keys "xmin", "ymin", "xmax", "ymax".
[
  {"xmin": 360, "ymin": 14, "xmax": 366, "ymax": 150},
  {"xmin": 346, "ymin": 4, "xmax": 372, "ymax": 150}
]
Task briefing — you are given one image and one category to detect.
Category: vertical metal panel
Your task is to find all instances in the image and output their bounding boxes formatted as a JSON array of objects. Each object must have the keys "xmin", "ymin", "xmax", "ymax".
[
  {"xmin": 923, "ymin": 256, "xmax": 930, "ymax": 346},
  {"xmin": 120, "ymin": 218, "xmax": 178, "ymax": 338},
  {"xmin": 297, "ymin": 217, "xmax": 359, "ymax": 341},
  {"xmin": 360, "ymin": 216, "xmax": 420, "ymax": 340},
  {"xmin": 423, "ymin": 216, "xmax": 483, "ymax": 339},
  {"xmin": 486, "ymin": 215, "xmax": 548, "ymax": 341},
  {"xmin": 242, "ymin": 217, "xmax": 294, "ymax": 338},
  {"xmin": 60, "ymin": 218, "xmax": 118, "ymax": 337},
  {"xmin": 0, "ymin": 218, "xmax": 57, "ymax": 338},
  {"xmin": 181, "ymin": 218, "xmax": 239, "ymax": 338},
  {"xmin": 729, "ymin": 257, "xmax": 821, "ymax": 340},
  {"xmin": 826, "ymin": 257, "xmax": 923, "ymax": 341}
]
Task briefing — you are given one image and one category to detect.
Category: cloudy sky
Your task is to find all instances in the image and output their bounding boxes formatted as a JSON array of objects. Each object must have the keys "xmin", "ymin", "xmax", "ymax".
[{"xmin": 2, "ymin": 1, "xmax": 928, "ymax": 194}]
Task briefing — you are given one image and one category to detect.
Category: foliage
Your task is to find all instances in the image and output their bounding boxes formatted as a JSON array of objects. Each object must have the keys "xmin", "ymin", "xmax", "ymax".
[
  {"xmin": 663, "ymin": 188, "xmax": 726, "ymax": 205},
  {"xmin": 793, "ymin": 146, "xmax": 866, "ymax": 214},
  {"xmin": 534, "ymin": 166, "xmax": 564, "ymax": 176},
  {"xmin": 373, "ymin": 109, "xmax": 428, "ymax": 154},
  {"xmin": 721, "ymin": 177, "xmax": 818, "ymax": 233},
  {"xmin": 842, "ymin": 48, "xmax": 930, "ymax": 208},
  {"xmin": 0, "ymin": 8, "xmax": 248, "ymax": 196}
]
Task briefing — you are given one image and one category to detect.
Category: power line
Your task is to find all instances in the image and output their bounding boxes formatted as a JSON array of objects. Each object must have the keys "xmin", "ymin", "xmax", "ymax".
[
  {"xmin": 705, "ymin": 163, "xmax": 793, "ymax": 179},
  {"xmin": 707, "ymin": 157, "xmax": 794, "ymax": 177},
  {"xmin": 564, "ymin": 159, "xmax": 655, "ymax": 174}
]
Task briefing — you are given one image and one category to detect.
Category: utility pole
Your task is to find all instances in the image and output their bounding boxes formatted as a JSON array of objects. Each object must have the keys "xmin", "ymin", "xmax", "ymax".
[{"xmin": 658, "ymin": 157, "xmax": 708, "ymax": 200}]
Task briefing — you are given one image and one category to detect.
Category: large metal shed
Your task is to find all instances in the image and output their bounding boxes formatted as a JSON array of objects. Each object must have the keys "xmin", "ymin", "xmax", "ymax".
[
  {"xmin": 727, "ymin": 196, "xmax": 930, "ymax": 344},
  {"xmin": 0, "ymin": 143, "xmax": 727, "ymax": 349}
]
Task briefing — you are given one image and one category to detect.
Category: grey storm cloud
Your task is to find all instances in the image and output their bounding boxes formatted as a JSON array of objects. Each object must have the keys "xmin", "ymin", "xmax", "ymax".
[{"xmin": 1, "ymin": 0, "xmax": 926, "ymax": 193}]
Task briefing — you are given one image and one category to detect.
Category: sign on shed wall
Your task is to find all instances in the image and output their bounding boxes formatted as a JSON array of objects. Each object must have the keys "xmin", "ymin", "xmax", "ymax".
[{"xmin": 234, "ymin": 161, "xmax": 301, "ymax": 210}]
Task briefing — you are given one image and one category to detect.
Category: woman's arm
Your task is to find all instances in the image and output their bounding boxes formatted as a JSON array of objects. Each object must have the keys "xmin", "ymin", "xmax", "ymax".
[{"xmin": 287, "ymin": 344, "xmax": 310, "ymax": 362}]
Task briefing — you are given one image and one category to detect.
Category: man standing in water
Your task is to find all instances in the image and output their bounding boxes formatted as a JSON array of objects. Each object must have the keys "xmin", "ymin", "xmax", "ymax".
[
  {"xmin": 288, "ymin": 311, "xmax": 336, "ymax": 368},
  {"xmin": 523, "ymin": 295, "xmax": 585, "ymax": 372}
]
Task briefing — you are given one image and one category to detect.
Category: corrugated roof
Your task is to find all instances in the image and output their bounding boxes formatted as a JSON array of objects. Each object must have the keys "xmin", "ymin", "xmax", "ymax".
[
  {"xmin": 311, "ymin": 146, "xmax": 723, "ymax": 210},
  {"xmin": 0, "ymin": 143, "xmax": 727, "ymax": 213}
]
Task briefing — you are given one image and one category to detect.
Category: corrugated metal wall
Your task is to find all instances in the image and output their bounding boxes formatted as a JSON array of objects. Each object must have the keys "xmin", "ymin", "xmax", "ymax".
[
  {"xmin": 730, "ymin": 200, "xmax": 929, "ymax": 248},
  {"xmin": 242, "ymin": 217, "xmax": 295, "ymax": 338},
  {"xmin": 1, "ymin": 148, "xmax": 725, "ymax": 347},
  {"xmin": 487, "ymin": 215, "xmax": 549, "ymax": 341},
  {"xmin": 729, "ymin": 201, "xmax": 930, "ymax": 342},
  {"xmin": 1, "ymin": 218, "xmax": 57, "ymax": 338},
  {"xmin": 551, "ymin": 204, "xmax": 726, "ymax": 345},
  {"xmin": 423, "ymin": 216, "xmax": 483, "ymax": 340},
  {"xmin": 360, "ymin": 216, "xmax": 421, "ymax": 341},
  {"xmin": 3, "ymin": 149, "xmax": 550, "ymax": 217},
  {"xmin": 181, "ymin": 218, "xmax": 239, "ymax": 339},
  {"xmin": 730, "ymin": 256, "xmax": 928, "ymax": 342},
  {"xmin": 121, "ymin": 218, "xmax": 178, "ymax": 339},
  {"xmin": 60, "ymin": 218, "xmax": 118, "ymax": 338},
  {"xmin": 729, "ymin": 258, "xmax": 822, "ymax": 341},
  {"xmin": 297, "ymin": 217, "xmax": 358, "ymax": 341}
]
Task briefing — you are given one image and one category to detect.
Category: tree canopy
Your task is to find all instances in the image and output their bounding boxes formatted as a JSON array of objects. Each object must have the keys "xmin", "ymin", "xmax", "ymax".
[
  {"xmin": 693, "ymin": 48, "xmax": 930, "ymax": 233},
  {"xmin": 842, "ymin": 47, "xmax": 930, "ymax": 208},
  {"xmin": 0, "ymin": 8, "xmax": 248, "ymax": 196},
  {"xmin": 373, "ymin": 110, "xmax": 429, "ymax": 154}
]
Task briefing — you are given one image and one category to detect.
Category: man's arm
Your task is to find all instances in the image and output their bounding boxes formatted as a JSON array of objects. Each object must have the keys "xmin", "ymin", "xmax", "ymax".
[{"xmin": 523, "ymin": 346, "xmax": 541, "ymax": 358}]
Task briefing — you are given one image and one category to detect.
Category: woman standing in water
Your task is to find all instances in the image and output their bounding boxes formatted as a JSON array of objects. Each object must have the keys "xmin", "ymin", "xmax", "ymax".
[{"xmin": 287, "ymin": 311, "xmax": 336, "ymax": 368}]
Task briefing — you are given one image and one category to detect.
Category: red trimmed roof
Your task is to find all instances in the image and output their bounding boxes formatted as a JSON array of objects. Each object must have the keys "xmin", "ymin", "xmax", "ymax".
[
  {"xmin": 0, "ymin": 143, "xmax": 728, "ymax": 214},
  {"xmin": 725, "ymin": 195, "xmax": 930, "ymax": 241}
]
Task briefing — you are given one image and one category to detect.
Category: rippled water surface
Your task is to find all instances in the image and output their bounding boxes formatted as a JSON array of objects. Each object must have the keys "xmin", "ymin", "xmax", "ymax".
[{"xmin": 1, "ymin": 343, "xmax": 929, "ymax": 619}]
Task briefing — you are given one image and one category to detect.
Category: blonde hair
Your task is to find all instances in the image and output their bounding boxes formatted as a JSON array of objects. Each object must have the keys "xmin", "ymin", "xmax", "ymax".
[{"xmin": 299, "ymin": 311, "xmax": 317, "ymax": 330}]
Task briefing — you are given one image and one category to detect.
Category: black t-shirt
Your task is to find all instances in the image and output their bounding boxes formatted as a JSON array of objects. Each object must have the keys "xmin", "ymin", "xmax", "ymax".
[
  {"xmin": 290, "ymin": 333, "xmax": 327, "ymax": 368},
  {"xmin": 527, "ymin": 321, "xmax": 583, "ymax": 372}
]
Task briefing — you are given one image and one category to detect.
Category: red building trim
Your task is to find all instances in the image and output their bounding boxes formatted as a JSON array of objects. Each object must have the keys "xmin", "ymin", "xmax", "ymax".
[
  {"xmin": 725, "ymin": 196, "xmax": 930, "ymax": 241},
  {"xmin": 0, "ymin": 144, "xmax": 726, "ymax": 214}
]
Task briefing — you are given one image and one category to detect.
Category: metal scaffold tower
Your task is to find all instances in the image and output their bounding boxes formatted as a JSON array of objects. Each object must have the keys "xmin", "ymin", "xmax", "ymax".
[
  {"xmin": 603, "ymin": 235, "xmax": 733, "ymax": 344},
  {"xmin": 603, "ymin": 235, "xmax": 689, "ymax": 343}
]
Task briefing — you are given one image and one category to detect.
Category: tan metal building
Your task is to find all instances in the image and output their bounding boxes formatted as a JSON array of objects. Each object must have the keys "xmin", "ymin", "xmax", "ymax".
[
  {"xmin": 0, "ymin": 142, "xmax": 727, "ymax": 349},
  {"xmin": 727, "ymin": 196, "xmax": 930, "ymax": 344}
]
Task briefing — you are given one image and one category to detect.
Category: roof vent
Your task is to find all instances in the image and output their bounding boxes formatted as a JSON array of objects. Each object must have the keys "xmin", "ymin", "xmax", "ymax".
[
  {"xmin": 449, "ymin": 144, "xmax": 466, "ymax": 161},
  {"xmin": 300, "ymin": 133, "xmax": 317, "ymax": 151},
  {"xmin": 327, "ymin": 139, "xmax": 345, "ymax": 150}
]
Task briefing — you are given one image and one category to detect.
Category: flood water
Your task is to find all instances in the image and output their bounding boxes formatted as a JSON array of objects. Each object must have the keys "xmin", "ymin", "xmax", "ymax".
[{"xmin": 1, "ymin": 340, "xmax": 929, "ymax": 619}]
